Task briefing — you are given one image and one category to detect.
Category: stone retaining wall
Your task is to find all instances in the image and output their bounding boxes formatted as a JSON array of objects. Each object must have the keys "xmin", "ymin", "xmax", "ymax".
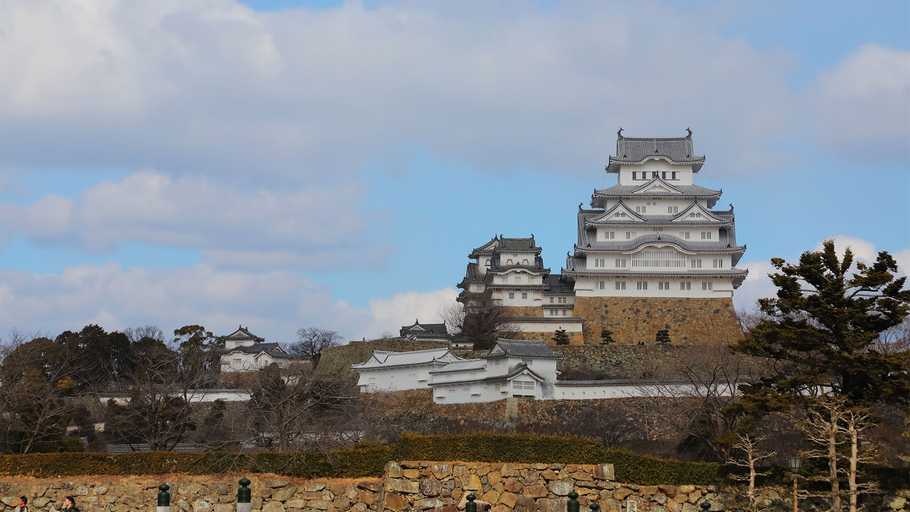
[
  {"xmin": 573, "ymin": 296, "xmax": 744, "ymax": 345},
  {"xmin": 2, "ymin": 462, "xmax": 908, "ymax": 512}
]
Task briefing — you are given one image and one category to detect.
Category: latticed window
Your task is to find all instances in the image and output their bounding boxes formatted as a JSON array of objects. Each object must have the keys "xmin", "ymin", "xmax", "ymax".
[{"xmin": 631, "ymin": 249, "xmax": 686, "ymax": 268}]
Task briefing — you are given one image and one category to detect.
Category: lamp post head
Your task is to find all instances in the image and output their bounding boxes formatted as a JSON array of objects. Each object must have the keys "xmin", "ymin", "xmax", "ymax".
[{"xmin": 788, "ymin": 457, "xmax": 803, "ymax": 471}]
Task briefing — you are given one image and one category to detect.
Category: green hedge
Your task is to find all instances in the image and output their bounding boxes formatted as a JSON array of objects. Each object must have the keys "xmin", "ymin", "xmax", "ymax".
[{"xmin": 0, "ymin": 433, "xmax": 727, "ymax": 485}]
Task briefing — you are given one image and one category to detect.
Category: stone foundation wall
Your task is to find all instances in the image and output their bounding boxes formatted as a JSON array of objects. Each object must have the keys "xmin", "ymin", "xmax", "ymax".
[
  {"xmin": 507, "ymin": 330, "xmax": 585, "ymax": 345},
  {"xmin": 0, "ymin": 475, "xmax": 382, "ymax": 512},
  {"xmin": 573, "ymin": 297, "xmax": 744, "ymax": 345},
  {"xmin": 2, "ymin": 463, "xmax": 908, "ymax": 512},
  {"xmin": 505, "ymin": 306, "xmax": 543, "ymax": 318}
]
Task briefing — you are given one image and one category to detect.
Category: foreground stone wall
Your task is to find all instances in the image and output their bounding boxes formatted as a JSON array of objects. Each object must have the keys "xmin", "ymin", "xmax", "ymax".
[
  {"xmin": 0, "ymin": 475, "xmax": 382, "ymax": 512},
  {"xmin": 573, "ymin": 297, "xmax": 744, "ymax": 345},
  {"xmin": 3, "ymin": 463, "xmax": 907, "ymax": 512}
]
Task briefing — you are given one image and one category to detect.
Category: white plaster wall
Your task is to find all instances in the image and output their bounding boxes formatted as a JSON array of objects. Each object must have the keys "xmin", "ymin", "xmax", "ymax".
[
  {"xmin": 574, "ymin": 276, "xmax": 736, "ymax": 298},
  {"xmin": 356, "ymin": 364, "xmax": 440, "ymax": 392},
  {"xmin": 618, "ymin": 161, "xmax": 694, "ymax": 186},
  {"xmin": 498, "ymin": 252, "xmax": 536, "ymax": 266}
]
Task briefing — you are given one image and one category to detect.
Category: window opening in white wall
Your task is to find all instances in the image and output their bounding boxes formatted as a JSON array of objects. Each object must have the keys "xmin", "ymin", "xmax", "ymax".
[
  {"xmin": 522, "ymin": 259, "xmax": 529, "ymax": 265},
  {"xmin": 632, "ymin": 249, "xmax": 686, "ymax": 268},
  {"xmin": 691, "ymin": 259, "xmax": 702, "ymax": 268},
  {"xmin": 508, "ymin": 292, "xmax": 515, "ymax": 299},
  {"xmin": 680, "ymin": 281, "xmax": 691, "ymax": 290},
  {"xmin": 658, "ymin": 281, "xmax": 670, "ymax": 290},
  {"xmin": 615, "ymin": 259, "xmax": 626, "ymax": 268},
  {"xmin": 701, "ymin": 232, "xmax": 712, "ymax": 240},
  {"xmin": 702, "ymin": 282, "xmax": 713, "ymax": 290},
  {"xmin": 713, "ymin": 259, "xmax": 723, "ymax": 268},
  {"xmin": 636, "ymin": 206, "xmax": 646, "ymax": 214},
  {"xmin": 521, "ymin": 292, "xmax": 528, "ymax": 299},
  {"xmin": 668, "ymin": 206, "xmax": 678, "ymax": 214},
  {"xmin": 615, "ymin": 281, "xmax": 626, "ymax": 290},
  {"xmin": 637, "ymin": 281, "xmax": 648, "ymax": 290}
]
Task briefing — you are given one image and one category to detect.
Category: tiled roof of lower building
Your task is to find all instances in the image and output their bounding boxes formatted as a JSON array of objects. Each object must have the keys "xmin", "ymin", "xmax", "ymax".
[{"xmin": 481, "ymin": 339, "xmax": 564, "ymax": 360}]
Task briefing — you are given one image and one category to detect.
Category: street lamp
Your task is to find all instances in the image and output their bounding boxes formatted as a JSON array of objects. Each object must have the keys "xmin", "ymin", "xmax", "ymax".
[{"xmin": 788, "ymin": 457, "xmax": 803, "ymax": 512}]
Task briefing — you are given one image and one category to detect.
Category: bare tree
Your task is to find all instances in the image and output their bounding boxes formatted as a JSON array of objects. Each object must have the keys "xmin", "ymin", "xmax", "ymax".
[
  {"xmin": 245, "ymin": 364, "xmax": 358, "ymax": 452},
  {"xmin": 289, "ymin": 328, "xmax": 343, "ymax": 361},
  {"xmin": 728, "ymin": 434, "xmax": 776, "ymax": 507},
  {"xmin": 801, "ymin": 396, "xmax": 878, "ymax": 512},
  {"xmin": 451, "ymin": 292, "xmax": 521, "ymax": 351}
]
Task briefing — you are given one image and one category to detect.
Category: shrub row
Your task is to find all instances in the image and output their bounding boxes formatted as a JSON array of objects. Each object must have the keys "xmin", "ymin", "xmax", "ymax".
[{"xmin": 2, "ymin": 433, "xmax": 904, "ymax": 489}]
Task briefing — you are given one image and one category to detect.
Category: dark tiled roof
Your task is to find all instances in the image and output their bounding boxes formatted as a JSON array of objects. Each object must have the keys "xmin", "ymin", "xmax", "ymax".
[
  {"xmin": 482, "ymin": 339, "xmax": 564, "ymax": 360},
  {"xmin": 431, "ymin": 362, "xmax": 547, "ymax": 387},
  {"xmin": 223, "ymin": 325, "xmax": 265, "ymax": 342},
  {"xmin": 469, "ymin": 235, "xmax": 542, "ymax": 258},
  {"xmin": 607, "ymin": 133, "xmax": 705, "ymax": 172},
  {"xmin": 220, "ymin": 342, "xmax": 289, "ymax": 359},
  {"xmin": 542, "ymin": 274, "xmax": 575, "ymax": 293},
  {"xmin": 400, "ymin": 320, "xmax": 449, "ymax": 337}
]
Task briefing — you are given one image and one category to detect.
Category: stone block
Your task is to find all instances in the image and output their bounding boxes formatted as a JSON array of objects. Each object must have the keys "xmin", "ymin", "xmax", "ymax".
[
  {"xmin": 387, "ymin": 462, "xmax": 402, "ymax": 478},
  {"xmin": 402, "ymin": 469, "xmax": 420, "ymax": 479},
  {"xmin": 357, "ymin": 480, "xmax": 381, "ymax": 492},
  {"xmin": 641, "ymin": 486, "xmax": 659, "ymax": 495},
  {"xmin": 612, "ymin": 488, "xmax": 633, "ymax": 500},
  {"xmin": 503, "ymin": 479, "xmax": 522, "ymax": 493},
  {"xmin": 214, "ymin": 504, "xmax": 233, "ymax": 512},
  {"xmin": 487, "ymin": 471, "xmax": 501, "ymax": 486},
  {"xmin": 537, "ymin": 497, "xmax": 568, "ymax": 512},
  {"xmin": 430, "ymin": 463, "xmax": 453, "ymax": 479},
  {"xmin": 524, "ymin": 485, "xmax": 548, "ymax": 498},
  {"xmin": 593, "ymin": 464, "xmax": 615, "ymax": 481},
  {"xmin": 419, "ymin": 478, "xmax": 442, "ymax": 497},
  {"xmin": 482, "ymin": 489, "xmax": 501, "ymax": 504},
  {"xmin": 192, "ymin": 499, "xmax": 213, "ymax": 512},
  {"xmin": 390, "ymin": 479, "xmax": 419, "ymax": 494},
  {"xmin": 383, "ymin": 493, "xmax": 407, "ymax": 511},
  {"xmin": 273, "ymin": 486, "xmax": 297, "ymax": 501},
  {"xmin": 308, "ymin": 500, "xmax": 330, "ymax": 510},
  {"xmin": 417, "ymin": 498, "xmax": 445, "ymax": 509},
  {"xmin": 300, "ymin": 481, "xmax": 323, "ymax": 492},
  {"xmin": 461, "ymin": 475, "xmax": 482, "ymax": 491},
  {"xmin": 514, "ymin": 497, "xmax": 537, "ymax": 512},
  {"xmin": 548, "ymin": 480, "xmax": 574, "ymax": 496},
  {"xmin": 540, "ymin": 469, "xmax": 559, "ymax": 480},
  {"xmin": 266, "ymin": 480, "xmax": 289, "ymax": 488},
  {"xmin": 499, "ymin": 491, "xmax": 519, "ymax": 508}
]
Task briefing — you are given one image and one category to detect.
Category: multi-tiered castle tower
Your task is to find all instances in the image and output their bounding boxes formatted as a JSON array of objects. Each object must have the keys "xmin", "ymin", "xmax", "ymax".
[{"xmin": 457, "ymin": 130, "xmax": 748, "ymax": 345}]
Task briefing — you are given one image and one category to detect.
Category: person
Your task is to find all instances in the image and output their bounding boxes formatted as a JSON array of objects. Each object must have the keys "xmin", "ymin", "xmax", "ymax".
[
  {"xmin": 17, "ymin": 497, "xmax": 28, "ymax": 512},
  {"xmin": 63, "ymin": 497, "xmax": 80, "ymax": 512},
  {"xmin": 483, "ymin": 505, "xmax": 492, "ymax": 511}
]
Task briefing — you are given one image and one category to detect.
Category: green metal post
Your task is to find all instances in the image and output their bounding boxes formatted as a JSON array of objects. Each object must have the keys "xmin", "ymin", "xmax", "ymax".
[
  {"xmin": 567, "ymin": 490, "xmax": 580, "ymax": 512},
  {"xmin": 700, "ymin": 502, "xmax": 711, "ymax": 511},
  {"xmin": 465, "ymin": 493, "xmax": 477, "ymax": 512},
  {"xmin": 590, "ymin": 504, "xmax": 600, "ymax": 512},
  {"xmin": 157, "ymin": 483, "xmax": 170, "ymax": 512},
  {"xmin": 237, "ymin": 477, "xmax": 252, "ymax": 512}
]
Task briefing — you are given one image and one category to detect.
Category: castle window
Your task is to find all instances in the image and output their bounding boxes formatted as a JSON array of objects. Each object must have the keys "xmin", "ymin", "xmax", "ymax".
[
  {"xmin": 668, "ymin": 206, "xmax": 678, "ymax": 214},
  {"xmin": 632, "ymin": 249, "xmax": 686, "ymax": 268},
  {"xmin": 632, "ymin": 171, "xmax": 637, "ymax": 180},
  {"xmin": 662, "ymin": 171, "xmax": 667, "ymax": 179},
  {"xmin": 701, "ymin": 232, "xmax": 712, "ymax": 240},
  {"xmin": 508, "ymin": 292, "xmax": 515, "ymax": 299},
  {"xmin": 507, "ymin": 258, "xmax": 513, "ymax": 265},
  {"xmin": 713, "ymin": 259, "xmax": 723, "ymax": 268},
  {"xmin": 691, "ymin": 259, "xmax": 702, "ymax": 268},
  {"xmin": 702, "ymin": 282, "xmax": 713, "ymax": 290},
  {"xmin": 484, "ymin": 259, "xmax": 491, "ymax": 267},
  {"xmin": 615, "ymin": 259, "xmax": 626, "ymax": 268},
  {"xmin": 680, "ymin": 281, "xmax": 691, "ymax": 290},
  {"xmin": 559, "ymin": 297, "xmax": 567, "ymax": 304},
  {"xmin": 604, "ymin": 231, "xmax": 615, "ymax": 239},
  {"xmin": 522, "ymin": 259, "xmax": 529, "ymax": 265},
  {"xmin": 652, "ymin": 171, "xmax": 659, "ymax": 178},
  {"xmin": 626, "ymin": 231, "xmax": 637, "ymax": 239},
  {"xmin": 615, "ymin": 281, "xmax": 626, "ymax": 290},
  {"xmin": 550, "ymin": 309, "xmax": 557, "ymax": 316},
  {"xmin": 637, "ymin": 281, "xmax": 648, "ymax": 290},
  {"xmin": 562, "ymin": 310, "xmax": 567, "ymax": 316},
  {"xmin": 682, "ymin": 231, "xmax": 690, "ymax": 239},
  {"xmin": 598, "ymin": 281, "xmax": 605, "ymax": 290},
  {"xmin": 521, "ymin": 292, "xmax": 528, "ymax": 299},
  {"xmin": 636, "ymin": 206, "xmax": 646, "ymax": 214},
  {"xmin": 658, "ymin": 281, "xmax": 670, "ymax": 290},
  {"xmin": 550, "ymin": 297, "xmax": 554, "ymax": 303},
  {"xmin": 672, "ymin": 171, "xmax": 677, "ymax": 179}
]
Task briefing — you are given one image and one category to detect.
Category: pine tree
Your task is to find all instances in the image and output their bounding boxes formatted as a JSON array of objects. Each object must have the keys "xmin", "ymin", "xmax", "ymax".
[
  {"xmin": 600, "ymin": 328, "xmax": 615, "ymax": 345},
  {"xmin": 655, "ymin": 329, "xmax": 671, "ymax": 345},
  {"xmin": 730, "ymin": 239, "xmax": 910, "ymax": 408},
  {"xmin": 552, "ymin": 329, "xmax": 570, "ymax": 346}
]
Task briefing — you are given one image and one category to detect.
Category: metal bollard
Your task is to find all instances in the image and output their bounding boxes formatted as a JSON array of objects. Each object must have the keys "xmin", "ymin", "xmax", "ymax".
[
  {"xmin": 700, "ymin": 502, "xmax": 711, "ymax": 511},
  {"xmin": 465, "ymin": 493, "xmax": 477, "ymax": 512},
  {"xmin": 157, "ymin": 483, "xmax": 170, "ymax": 512},
  {"xmin": 567, "ymin": 491, "xmax": 580, "ymax": 512},
  {"xmin": 237, "ymin": 477, "xmax": 252, "ymax": 512},
  {"xmin": 590, "ymin": 504, "xmax": 601, "ymax": 512}
]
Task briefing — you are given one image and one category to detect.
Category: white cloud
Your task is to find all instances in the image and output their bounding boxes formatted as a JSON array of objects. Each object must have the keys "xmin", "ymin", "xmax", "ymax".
[
  {"xmin": 1, "ymin": 170, "xmax": 379, "ymax": 270},
  {"xmin": 806, "ymin": 44, "xmax": 910, "ymax": 166},
  {"xmin": 0, "ymin": 261, "xmax": 371, "ymax": 342},
  {"xmin": 0, "ymin": 0, "xmax": 796, "ymax": 179},
  {"xmin": 354, "ymin": 288, "xmax": 460, "ymax": 341},
  {"xmin": 0, "ymin": 261, "xmax": 459, "ymax": 344}
]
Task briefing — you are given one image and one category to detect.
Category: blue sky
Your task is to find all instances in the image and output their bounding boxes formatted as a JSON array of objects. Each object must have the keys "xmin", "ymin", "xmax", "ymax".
[{"xmin": 1, "ymin": 0, "xmax": 908, "ymax": 344}]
